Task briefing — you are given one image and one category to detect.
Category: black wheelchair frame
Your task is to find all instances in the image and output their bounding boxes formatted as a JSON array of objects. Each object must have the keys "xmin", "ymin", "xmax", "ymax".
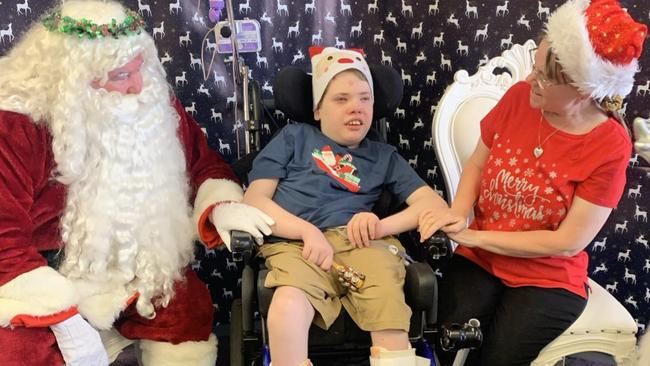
[{"xmin": 226, "ymin": 63, "xmax": 479, "ymax": 366}]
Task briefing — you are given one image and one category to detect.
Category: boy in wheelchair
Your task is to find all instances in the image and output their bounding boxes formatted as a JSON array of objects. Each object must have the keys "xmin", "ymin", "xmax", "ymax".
[{"xmin": 242, "ymin": 47, "xmax": 461, "ymax": 366}]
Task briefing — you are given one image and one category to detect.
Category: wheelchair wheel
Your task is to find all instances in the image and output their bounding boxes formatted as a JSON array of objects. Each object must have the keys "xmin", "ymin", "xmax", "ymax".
[{"xmin": 230, "ymin": 298, "xmax": 244, "ymax": 366}]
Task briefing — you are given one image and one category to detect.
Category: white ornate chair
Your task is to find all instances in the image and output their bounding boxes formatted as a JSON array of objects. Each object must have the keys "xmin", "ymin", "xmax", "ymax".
[
  {"xmin": 431, "ymin": 40, "xmax": 639, "ymax": 366},
  {"xmin": 633, "ymin": 116, "xmax": 650, "ymax": 164}
]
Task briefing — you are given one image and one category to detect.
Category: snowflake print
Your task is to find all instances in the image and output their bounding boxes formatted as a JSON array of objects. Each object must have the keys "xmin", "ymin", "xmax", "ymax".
[
  {"xmin": 549, "ymin": 171, "xmax": 557, "ymax": 179},
  {"xmin": 557, "ymin": 208, "xmax": 566, "ymax": 216},
  {"xmin": 524, "ymin": 158, "xmax": 529, "ymax": 163},
  {"xmin": 524, "ymin": 168, "xmax": 534, "ymax": 177},
  {"xmin": 524, "ymin": 223, "xmax": 531, "ymax": 229},
  {"xmin": 545, "ymin": 187, "xmax": 554, "ymax": 194},
  {"xmin": 494, "ymin": 158, "xmax": 503, "ymax": 166},
  {"xmin": 509, "ymin": 157, "xmax": 518, "ymax": 166},
  {"xmin": 515, "ymin": 168, "xmax": 521, "ymax": 174},
  {"xmin": 487, "ymin": 168, "xmax": 492, "ymax": 174},
  {"xmin": 516, "ymin": 148, "xmax": 522, "ymax": 155},
  {"xmin": 545, "ymin": 208, "xmax": 553, "ymax": 215},
  {"xmin": 509, "ymin": 219, "xmax": 517, "ymax": 227},
  {"xmin": 494, "ymin": 133, "xmax": 500, "ymax": 140},
  {"xmin": 493, "ymin": 211, "xmax": 501, "ymax": 220},
  {"xmin": 556, "ymin": 195, "xmax": 564, "ymax": 202}
]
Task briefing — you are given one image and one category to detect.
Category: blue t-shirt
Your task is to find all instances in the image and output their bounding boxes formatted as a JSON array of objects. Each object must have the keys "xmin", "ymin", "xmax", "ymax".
[{"xmin": 249, "ymin": 124, "xmax": 425, "ymax": 229}]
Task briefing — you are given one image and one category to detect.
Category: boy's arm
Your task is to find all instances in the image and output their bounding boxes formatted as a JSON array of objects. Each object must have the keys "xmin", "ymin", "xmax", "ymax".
[
  {"xmin": 242, "ymin": 178, "xmax": 319, "ymax": 239},
  {"xmin": 379, "ymin": 186, "xmax": 448, "ymax": 237},
  {"xmin": 243, "ymin": 178, "xmax": 334, "ymax": 270}
]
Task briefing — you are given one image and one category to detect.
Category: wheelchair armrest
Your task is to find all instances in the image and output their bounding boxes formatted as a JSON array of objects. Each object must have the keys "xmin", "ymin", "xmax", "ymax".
[
  {"xmin": 231, "ymin": 230, "xmax": 255, "ymax": 263},
  {"xmin": 405, "ymin": 262, "xmax": 437, "ymax": 313},
  {"xmin": 421, "ymin": 231, "xmax": 453, "ymax": 261}
]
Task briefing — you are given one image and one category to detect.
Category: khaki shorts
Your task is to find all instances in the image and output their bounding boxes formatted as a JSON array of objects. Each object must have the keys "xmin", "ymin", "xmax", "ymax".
[{"xmin": 259, "ymin": 227, "xmax": 411, "ymax": 332}]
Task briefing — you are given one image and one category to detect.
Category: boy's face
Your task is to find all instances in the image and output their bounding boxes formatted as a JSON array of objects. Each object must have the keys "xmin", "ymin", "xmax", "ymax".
[{"xmin": 314, "ymin": 71, "xmax": 373, "ymax": 149}]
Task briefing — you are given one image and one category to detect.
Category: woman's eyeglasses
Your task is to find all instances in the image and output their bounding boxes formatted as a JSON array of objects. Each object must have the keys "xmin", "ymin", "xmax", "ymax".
[{"xmin": 529, "ymin": 47, "xmax": 564, "ymax": 90}]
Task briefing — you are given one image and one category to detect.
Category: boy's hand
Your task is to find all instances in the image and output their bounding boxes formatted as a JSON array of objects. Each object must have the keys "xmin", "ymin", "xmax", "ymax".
[
  {"xmin": 418, "ymin": 209, "xmax": 466, "ymax": 242},
  {"xmin": 347, "ymin": 212, "xmax": 381, "ymax": 248},
  {"xmin": 301, "ymin": 227, "xmax": 334, "ymax": 271}
]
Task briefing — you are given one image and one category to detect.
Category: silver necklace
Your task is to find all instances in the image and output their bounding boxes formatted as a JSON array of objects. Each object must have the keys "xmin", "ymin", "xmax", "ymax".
[{"xmin": 533, "ymin": 113, "xmax": 561, "ymax": 158}]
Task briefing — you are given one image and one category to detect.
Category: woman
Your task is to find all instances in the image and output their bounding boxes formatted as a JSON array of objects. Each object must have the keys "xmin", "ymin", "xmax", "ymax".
[{"xmin": 418, "ymin": 0, "xmax": 647, "ymax": 365}]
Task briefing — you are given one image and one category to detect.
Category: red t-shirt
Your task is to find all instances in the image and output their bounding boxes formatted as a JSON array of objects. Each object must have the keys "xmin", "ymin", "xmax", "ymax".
[{"xmin": 456, "ymin": 82, "xmax": 631, "ymax": 298}]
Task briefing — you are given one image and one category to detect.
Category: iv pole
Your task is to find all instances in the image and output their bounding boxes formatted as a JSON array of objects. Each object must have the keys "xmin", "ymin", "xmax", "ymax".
[{"xmin": 223, "ymin": 0, "xmax": 260, "ymax": 155}]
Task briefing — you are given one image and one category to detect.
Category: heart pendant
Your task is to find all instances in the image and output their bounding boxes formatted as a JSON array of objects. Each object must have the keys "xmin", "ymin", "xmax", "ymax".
[{"xmin": 533, "ymin": 147, "xmax": 543, "ymax": 158}]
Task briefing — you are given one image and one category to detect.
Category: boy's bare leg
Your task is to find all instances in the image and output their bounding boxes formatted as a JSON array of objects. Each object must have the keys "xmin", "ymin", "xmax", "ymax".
[
  {"xmin": 267, "ymin": 286, "xmax": 315, "ymax": 366},
  {"xmin": 370, "ymin": 330, "xmax": 430, "ymax": 366},
  {"xmin": 370, "ymin": 330, "xmax": 410, "ymax": 350}
]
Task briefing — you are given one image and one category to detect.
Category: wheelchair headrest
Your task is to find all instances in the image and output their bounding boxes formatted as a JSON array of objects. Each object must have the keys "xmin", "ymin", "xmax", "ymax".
[{"xmin": 273, "ymin": 65, "xmax": 403, "ymax": 124}]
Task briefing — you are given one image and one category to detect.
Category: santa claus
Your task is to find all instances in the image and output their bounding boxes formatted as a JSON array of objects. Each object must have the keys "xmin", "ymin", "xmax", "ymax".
[{"xmin": 0, "ymin": 1, "xmax": 273, "ymax": 365}]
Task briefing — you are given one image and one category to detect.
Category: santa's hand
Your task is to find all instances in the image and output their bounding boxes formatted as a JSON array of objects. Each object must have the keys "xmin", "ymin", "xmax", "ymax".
[
  {"xmin": 210, "ymin": 202, "xmax": 275, "ymax": 249},
  {"xmin": 50, "ymin": 314, "xmax": 109, "ymax": 366}
]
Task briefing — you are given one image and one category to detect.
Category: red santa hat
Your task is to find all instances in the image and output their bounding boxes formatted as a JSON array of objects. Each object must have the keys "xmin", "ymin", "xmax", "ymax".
[
  {"xmin": 545, "ymin": 0, "xmax": 647, "ymax": 101},
  {"xmin": 310, "ymin": 46, "xmax": 373, "ymax": 110}
]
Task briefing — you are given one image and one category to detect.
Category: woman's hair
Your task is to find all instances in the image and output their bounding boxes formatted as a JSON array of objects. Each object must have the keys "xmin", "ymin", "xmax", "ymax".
[
  {"xmin": 315, "ymin": 69, "xmax": 371, "ymax": 110},
  {"xmin": 539, "ymin": 36, "xmax": 629, "ymax": 133}
]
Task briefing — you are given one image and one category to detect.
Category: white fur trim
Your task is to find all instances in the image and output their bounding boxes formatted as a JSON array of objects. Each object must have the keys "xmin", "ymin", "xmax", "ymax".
[
  {"xmin": 99, "ymin": 328, "xmax": 135, "ymax": 363},
  {"xmin": 139, "ymin": 334, "xmax": 218, "ymax": 366},
  {"xmin": 0, "ymin": 267, "xmax": 79, "ymax": 327},
  {"xmin": 61, "ymin": 0, "xmax": 127, "ymax": 25},
  {"xmin": 73, "ymin": 279, "xmax": 133, "ymax": 330},
  {"xmin": 192, "ymin": 178, "xmax": 243, "ymax": 226},
  {"xmin": 545, "ymin": 0, "xmax": 639, "ymax": 100}
]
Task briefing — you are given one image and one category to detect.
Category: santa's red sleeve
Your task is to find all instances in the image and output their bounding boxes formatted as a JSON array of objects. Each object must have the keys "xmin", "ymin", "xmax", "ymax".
[
  {"xmin": 0, "ymin": 111, "xmax": 79, "ymax": 328},
  {"xmin": 172, "ymin": 98, "xmax": 244, "ymax": 248}
]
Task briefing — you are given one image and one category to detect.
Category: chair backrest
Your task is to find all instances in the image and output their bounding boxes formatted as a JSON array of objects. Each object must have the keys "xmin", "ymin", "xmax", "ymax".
[{"xmin": 432, "ymin": 39, "xmax": 536, "ymax": 203}]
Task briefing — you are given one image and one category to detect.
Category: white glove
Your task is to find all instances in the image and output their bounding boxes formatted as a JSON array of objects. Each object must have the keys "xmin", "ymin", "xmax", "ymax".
[
  {"xmin": 50, "ymin": 314, "xmax": 109, "ymax": 366},
  {"xmin": 210, "ymin": 202, "xmax": 275, "ymax": 249}
]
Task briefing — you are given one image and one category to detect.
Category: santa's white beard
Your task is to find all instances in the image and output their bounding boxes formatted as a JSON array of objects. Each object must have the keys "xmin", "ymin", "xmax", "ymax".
[{"xmin": 55, "ymin": 81, "xmax": 195, "ymax": 318}]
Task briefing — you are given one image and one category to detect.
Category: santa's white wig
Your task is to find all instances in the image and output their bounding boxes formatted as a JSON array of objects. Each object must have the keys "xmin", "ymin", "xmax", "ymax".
[{"xmin": 0, "ymin": 0, "xmax": 195, "ymax": 319}]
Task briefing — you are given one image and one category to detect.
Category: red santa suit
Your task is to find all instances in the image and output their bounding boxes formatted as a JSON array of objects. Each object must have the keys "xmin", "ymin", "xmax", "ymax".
[{"xmin": 0, "ymin": 99, "xmax": 238, "ymax": 365}]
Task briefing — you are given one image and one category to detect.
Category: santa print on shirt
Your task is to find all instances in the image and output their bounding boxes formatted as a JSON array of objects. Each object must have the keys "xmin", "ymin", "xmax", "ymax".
[{"xmin": 312, "ymin": 145, "xmax": 361, "ymax": 192}]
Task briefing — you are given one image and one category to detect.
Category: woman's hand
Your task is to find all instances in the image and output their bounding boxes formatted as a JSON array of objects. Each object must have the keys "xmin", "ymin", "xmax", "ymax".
[
  {"xmin": 301, "ymin": 227, "xmax": 334, "ymax": 271},
  {"xmin": 347, "ymin": 212, "xmax": 382, "ymax": 248},
  {"xmin": 418, "ymin": 208, "xmax": 466, "ymax": 242}
]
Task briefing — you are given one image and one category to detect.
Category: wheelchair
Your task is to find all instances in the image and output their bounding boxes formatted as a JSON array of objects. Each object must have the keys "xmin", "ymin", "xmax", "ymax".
[{"xmin": 227, "ymin": 64, "xmax": 470, "ymax": 366}]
